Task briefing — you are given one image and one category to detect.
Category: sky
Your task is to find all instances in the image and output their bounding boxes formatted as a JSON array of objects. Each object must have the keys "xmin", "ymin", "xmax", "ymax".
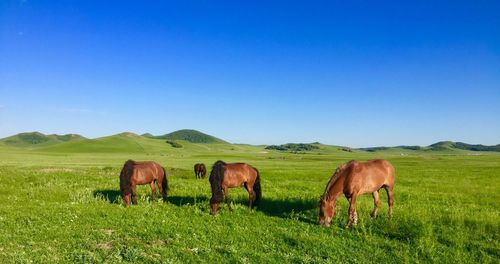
[{"xmin": 0, "ymin": 0, "xmax": 499, "ymax": 147}]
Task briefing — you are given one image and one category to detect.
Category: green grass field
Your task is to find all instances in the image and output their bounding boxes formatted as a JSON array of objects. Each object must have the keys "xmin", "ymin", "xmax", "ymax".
[{"xmin": 0, "ymin": 134, "xmax": 498, "ymax": 263}]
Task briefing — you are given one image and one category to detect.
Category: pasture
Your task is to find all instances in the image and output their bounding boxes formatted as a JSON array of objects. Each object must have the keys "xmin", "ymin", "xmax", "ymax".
[{"xmin": 0, "ymin": 138, "xmax": 498, "ymax": 263}]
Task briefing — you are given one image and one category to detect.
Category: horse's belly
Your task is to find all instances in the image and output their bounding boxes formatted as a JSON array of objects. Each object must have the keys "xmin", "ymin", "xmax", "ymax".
[
  {"xmin": 133, "ymin": 171, "xmax": 155, "ymax": 185},
  {"xmin": 224, "ymin": 174, "xmax": 246, "ymax": 188}
]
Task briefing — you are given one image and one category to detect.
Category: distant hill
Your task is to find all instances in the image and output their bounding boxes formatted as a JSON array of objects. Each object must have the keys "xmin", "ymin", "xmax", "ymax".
[
  {"xmin": 144, "ymin": 129, "xmax": 228, "ymax": 144},
  {"xmin": 36, "ymin": 132, "xmax": 244, "ymax": 153},
  {"xmin": 429, "ymin": 141, "xmax": 500, "ymax": 152},
  {"xmin": 37, "ymin": 133, "xmax": 154, "ymax": 153},
  {"xmin": 1, "ymin": 131, "xmax": 498, "ymax": 154},
  {"xmin": 0, "ymin": 132, "xmax": 85, "ymax": 147},
  {"xmin": 361, "ymin": 141, "xmax": 500, "ymax": 152}
]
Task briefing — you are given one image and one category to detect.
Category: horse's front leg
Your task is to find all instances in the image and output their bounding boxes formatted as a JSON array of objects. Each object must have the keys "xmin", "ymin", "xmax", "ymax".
[
  {"xmin": 223, "ymin": 186, "xmax": 233, "ymax": 211},
  {"xmin": 346, "ymin": 195, "xmax": 358, "ymax": 228},
  {"xmin": 131, "ymin": 184, "xmax": 138, "ymax": 205}
]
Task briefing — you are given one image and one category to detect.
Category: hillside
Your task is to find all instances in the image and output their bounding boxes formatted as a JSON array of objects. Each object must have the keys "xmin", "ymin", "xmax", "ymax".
[
  {"xmin": 429, "ymin": 141, "xmax": 500, "ymax": 152},
  {"xmin": 0, "ymin": 132, "xmax": 85, "ymax": 148},
  {"xmin": 1, "ymin": 131, "xmax": 498, "ymax": 154},
  {"xmin": 37, "ymin": 133, "xmax": 166, "ymax": 153},
  {"xmin": 361, "ymin": 141, "xmax": 500, "ymax": 153},
  {"xmin": 145, "ymin": 129, "xmax": 228, "ymax": 144}
]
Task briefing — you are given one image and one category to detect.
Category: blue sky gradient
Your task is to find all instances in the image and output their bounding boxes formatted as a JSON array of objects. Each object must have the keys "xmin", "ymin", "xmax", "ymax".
[{"xmin": 1, "ymin": 1, "xmax": 499, "ymax": 147}]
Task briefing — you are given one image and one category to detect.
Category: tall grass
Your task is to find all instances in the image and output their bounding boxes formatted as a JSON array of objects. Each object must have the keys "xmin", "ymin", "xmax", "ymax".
[{"xmin": 0, "ymin": 149, "xmax": 498, "ymax": 263}]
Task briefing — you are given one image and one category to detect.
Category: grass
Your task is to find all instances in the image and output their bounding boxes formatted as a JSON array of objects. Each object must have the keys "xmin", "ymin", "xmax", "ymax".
[{"xmin": 0, "ymin": 138, "xmax": 498, "ymax": 263}]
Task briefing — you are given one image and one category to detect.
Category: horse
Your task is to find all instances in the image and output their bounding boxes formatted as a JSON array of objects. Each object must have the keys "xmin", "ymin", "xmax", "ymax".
[
  {"xmin": 119, "ymin": 160, "xmax": 169, "ymax": 206},
  {"xmin": 319, "ymin": 159, "xmax": 395, "ymax": 228},
  {"xmin": 209, "ymin": 160, "xmax": 262, "ymax": 215},
  {"xmin": 194, "ymin": 163, "xmax": 207, "ymax": 179}
]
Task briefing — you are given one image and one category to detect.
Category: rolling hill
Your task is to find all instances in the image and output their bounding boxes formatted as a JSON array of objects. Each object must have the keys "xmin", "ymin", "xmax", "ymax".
[
  {"xmin": 0, "ymin": 132, "xmax": 85, "ymax": 148},
  {"xmin": 1, "ymin": 131, "xmax": 498, "ymax": 154},
  {"xmin": 361, "ymin": 141, "xmax": 500, "ymax": 153},
  {"xmin": 36, "ymin": 132, "xmax": 168, "ymax": 153},
  {"xmin": 143, "ymin": 129, "xmax": 228, "ymax": 144}
]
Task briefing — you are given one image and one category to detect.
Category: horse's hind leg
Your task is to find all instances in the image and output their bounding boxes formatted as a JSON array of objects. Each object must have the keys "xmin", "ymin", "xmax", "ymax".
[
  {"xmin": 371, "ymin": 191, "xmax": 380, "ymax": 218},
  {"xmin": 245, "ymin": 183, "xmax": 256, "ymax": 209},
  {"xmin": 385, "ymin": 186, "xmax": 394, "ymax": 217},
  {"xmin": 157, "ymin": 178, "xmax": 165, "ymax": 201},
  {"xmin": 150, "ymin": 181, "xmax": 157, "ymax": 201}
]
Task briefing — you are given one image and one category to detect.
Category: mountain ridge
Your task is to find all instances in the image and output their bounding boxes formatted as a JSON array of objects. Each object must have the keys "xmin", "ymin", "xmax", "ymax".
[{"xmin": 1, "ymin": 131, "xmax": 499, "ymax": 152}]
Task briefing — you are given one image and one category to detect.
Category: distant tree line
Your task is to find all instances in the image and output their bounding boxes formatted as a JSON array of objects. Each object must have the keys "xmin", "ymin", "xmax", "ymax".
[
  {"xmin": 265, "ymin": 143, "xmax": 319, "ymax": 152},
  {"xmin": 166, "ymin": 140, "xmax": 183, "ymax": 148}
]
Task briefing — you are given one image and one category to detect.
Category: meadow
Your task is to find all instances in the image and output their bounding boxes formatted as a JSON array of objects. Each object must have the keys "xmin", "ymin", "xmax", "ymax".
[{"xmin": 0, "ymin": 134, "xmax": 498, "ymax": 263}]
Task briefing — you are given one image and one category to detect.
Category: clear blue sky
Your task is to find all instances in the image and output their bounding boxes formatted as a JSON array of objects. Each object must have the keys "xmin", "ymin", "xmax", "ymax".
[{"xmin": 1, "ymin": 1, "xmax": 499, "ymax": 147}]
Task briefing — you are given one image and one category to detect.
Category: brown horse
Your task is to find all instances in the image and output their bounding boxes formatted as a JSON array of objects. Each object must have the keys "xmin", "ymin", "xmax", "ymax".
[
  {"xmin": 119, "ymin": 160, "xmax": 169, "ymax": 206},
  {"xmin": 194, "ymin": 163, "xmax": 207, "ymax": 179},
  {"xmin": 319, "ymin": 159, "xmax": 395, "ymax": 228},
  {"xmin": 209, "ymin": 160, "xmax": 262, "ymax": 215}
]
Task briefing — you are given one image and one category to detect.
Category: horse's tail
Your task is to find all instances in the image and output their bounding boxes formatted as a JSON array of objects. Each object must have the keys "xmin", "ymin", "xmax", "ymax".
[
  {"xmin": 161, "ymin": 167, "xmax": 169, "ymax": 196},
  {"xmin": 209, "ymin": 160, "xmax": 226, "ymax": 204},
  {"xmin": 120, "ymin": 160, "xmax": 135, "ymax": 197},
  {"xmin": 253, "ymin": 167, "xmax": 262, "ymax": 206}
]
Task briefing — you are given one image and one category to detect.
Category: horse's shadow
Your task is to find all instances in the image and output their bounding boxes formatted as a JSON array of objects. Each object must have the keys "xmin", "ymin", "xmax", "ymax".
[
  {"xmin": 256, "ymin": 197, "xmax": 318, "ymax": 224},
  {"xmin": 93, "ymin": 189, "xmax": 121, "ymax": 203},
  {"xmin": 92, "ymin": 190, "xmax": 318, "ymax": 224},
  {"xmin": 92, "ymin": 190, "xmax": 209, "ymax": 206},
  {"xmin": 166, "ymin": 195, "xmax": 317, "ymax": 223},
  {"xmin": 167, "ymin": 195, "xmax": 209, "ymax": 206}
]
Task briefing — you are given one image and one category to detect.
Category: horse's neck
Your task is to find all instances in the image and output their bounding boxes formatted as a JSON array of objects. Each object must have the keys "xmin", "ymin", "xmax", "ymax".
[{"xmin": 324, "ymin": 175, "xmax": 344, "ymax": 202}]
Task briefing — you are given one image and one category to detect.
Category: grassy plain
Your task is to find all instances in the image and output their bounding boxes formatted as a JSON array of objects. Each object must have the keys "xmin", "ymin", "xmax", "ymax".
[{"xmin": 0, "ymin": 135, "xmax": 498, "ymax": 263}]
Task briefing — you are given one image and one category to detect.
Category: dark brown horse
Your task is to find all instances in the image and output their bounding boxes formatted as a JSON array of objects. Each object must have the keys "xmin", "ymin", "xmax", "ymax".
[
  {"xmin": 119, "ymin": 160, "xmax": 169, "ymax": 206},
  {"xmin": 209, "ymin": 160, "xmax": 261, "ymax": 215},
  {"xmin": 194, "ymin": 163, "xmax": 207, "ymax": 179},
  {"xmin": 319, "ymin": 159, "xmax": 395, "ymax": 228}
]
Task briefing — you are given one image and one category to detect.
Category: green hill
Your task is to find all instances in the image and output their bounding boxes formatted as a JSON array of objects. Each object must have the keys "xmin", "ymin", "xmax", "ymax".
[
  {"xmin": 37, "ymin": 133, "xmax": 162, "ymax": 153},
  {"xmin": 0, "ymin": 132, "xmax": 85, "ymax": 148},
  {"xmin": 361, "ymin": 141, "xmax": 500, "ymax": 153},
  {"xmin": 146, "ymin": 129, "xmax": 228, "ymax": 144},
  {"xmin": 429, "ymin": 141, "xmax": 500, "ymax": 152},
  {"xmin": 35, "ymin": 132, "xmax": 256, "ymax": 154}
]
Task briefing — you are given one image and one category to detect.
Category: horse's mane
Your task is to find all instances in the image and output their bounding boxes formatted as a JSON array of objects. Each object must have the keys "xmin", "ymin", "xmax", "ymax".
[
  {"xmin": 119, "ymin": 160, "xmax": 136, "ymax": 196},
  {"xmin": 320, "ymin": 160, "xmax": 355, "ymax": 201},
  {"xmin": 209, "ymin": 160, "xmax": 226, "ymax": 204}
]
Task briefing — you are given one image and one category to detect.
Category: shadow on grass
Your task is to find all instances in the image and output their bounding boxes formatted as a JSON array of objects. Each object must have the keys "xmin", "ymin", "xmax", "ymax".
[
  {"xmin": 93, "ymin": 189, "xmax": 173, "ymax": 204},
  {"xmin": 256, "ymin": 197, "xmax": 318, "ymax": 224},
  {"xmin": 93, "ymin": 189, "xmax": 121, "ymax": 204},
  {"xmin": 93, "ymin": 189, "xmax": 318, "ymax": 223},
  {"xmin": 166, "ymin": 195, "xmax": 209, "ymax": 206},
  {"xmin": 173, "ymin": 194, "xmax": 318, "ymax": 224}
]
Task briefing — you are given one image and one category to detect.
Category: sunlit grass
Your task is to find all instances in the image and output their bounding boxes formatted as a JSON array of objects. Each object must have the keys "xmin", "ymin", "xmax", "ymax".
[{"xmin": 0, "ymin": 148, "xmax": 498, "ymax": 263}]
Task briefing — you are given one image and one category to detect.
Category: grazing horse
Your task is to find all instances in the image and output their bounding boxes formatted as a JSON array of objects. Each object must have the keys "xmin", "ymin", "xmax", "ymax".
[
  {"xmin": 319, "ymin": 159, "xmax": 395, "ymax": 228},
  {"xmin": 119, "ymin": 160, "xmax": 169, "ymax": 206},
  {"xmin": 194, "ymin": 163, "xmax": 207, "ymax": 179},
  {"xmin": 209, "ymin": 160, "xmax": 262, "ymax": 215}
]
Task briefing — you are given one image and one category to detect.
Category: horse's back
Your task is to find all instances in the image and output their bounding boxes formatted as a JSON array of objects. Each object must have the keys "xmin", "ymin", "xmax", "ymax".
[
  {"xmin": 344, "ymin": 159, "xmax": 395, "ymax": 194},
  {"xmin": 131, "ymin": 161, "xmax": 164, "ymax": 184},
  {"xmin": 223, "ymin": 163, "xmax": 257, "ymax": 187}
]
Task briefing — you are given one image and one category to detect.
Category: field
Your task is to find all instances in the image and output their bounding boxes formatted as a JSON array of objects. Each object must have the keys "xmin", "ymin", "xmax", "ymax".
[{"xmin": 0, "ymin": 135, "xmax": 499, "ymax": 263}]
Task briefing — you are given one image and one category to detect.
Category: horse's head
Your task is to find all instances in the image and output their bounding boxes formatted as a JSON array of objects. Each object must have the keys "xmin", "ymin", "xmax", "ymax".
[
  {"xmin": 210, "ymin": 201, "xmax": 220, "ymax": 215},
  {"xmin": 319, "ymin": 195, "xmax": 336, "ymax": 227}
]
